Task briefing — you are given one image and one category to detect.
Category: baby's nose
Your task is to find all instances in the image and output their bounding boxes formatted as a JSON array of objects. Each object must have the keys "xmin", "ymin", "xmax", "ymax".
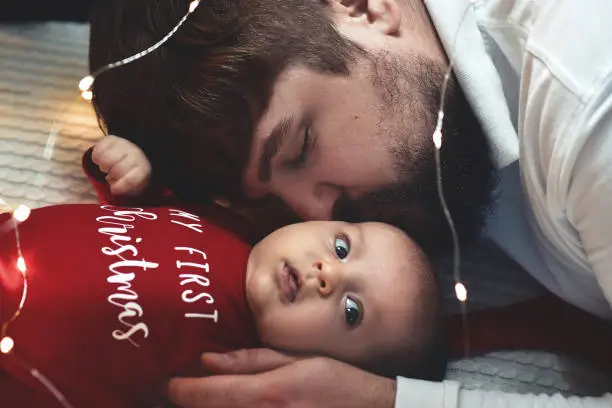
[{"xmin": 313, "ymin": 260, "xmax": 338, "ymax": 296}]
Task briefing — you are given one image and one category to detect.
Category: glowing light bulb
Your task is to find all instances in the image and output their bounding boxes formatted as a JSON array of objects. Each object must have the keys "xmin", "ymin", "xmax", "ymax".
[
  {"xmin": 17, "ymin": 257, "xmax": 26, "ymax": 273},
  {"xmin": 81, "ymin": 91, "xmax": 93, "ymax": 101},
  {"xmin": 454, "ymin": 282, "xmax": 467, "ymax": 302},
  {"xmin": 78, "ymin": 75, "xmax": 94, "ymax": 92},
  {"xmin": 189, "ymin": 0, "xmax": 200, "ymax": 13},
  {"xmin": 433, "ymin": 129, "xmax": 442, "ymax": 149},
  {"xmin": 13, "ymin": 205, "xmax": 31, "ymax": 222},
  {"xmin": 0, "ymin": 336, "xmax": 14, "ymax": 354}
]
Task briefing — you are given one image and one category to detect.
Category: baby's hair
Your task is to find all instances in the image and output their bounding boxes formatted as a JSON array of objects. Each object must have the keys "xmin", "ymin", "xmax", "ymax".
[{"xmin": 357, "ymin": 234, "xmax": 447, "ymax": 381}]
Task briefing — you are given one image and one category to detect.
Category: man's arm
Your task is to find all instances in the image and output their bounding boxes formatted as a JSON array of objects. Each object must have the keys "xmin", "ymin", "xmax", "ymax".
[
  {"xmin": 460, "ymin": 388, "xmax": 612, "ymax": 408},
  {"xmin": 167, "ymin": 349, "xmax": 612, "ymax": 408},
  {"xmin": 167, "ymin": 350, "xmax": 396, "ymax": 408}
]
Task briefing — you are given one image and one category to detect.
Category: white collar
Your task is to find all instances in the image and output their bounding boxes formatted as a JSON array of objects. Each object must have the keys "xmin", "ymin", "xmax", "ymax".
[{"xmin": 424, "ymin": 0, "xmax": 519, "ymax": 168}]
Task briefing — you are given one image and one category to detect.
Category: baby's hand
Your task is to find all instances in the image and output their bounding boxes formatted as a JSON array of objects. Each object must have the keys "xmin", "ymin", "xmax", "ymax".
[{"xmin": 91, "ymin": 135, "xmax": 152, "ymax": 196}]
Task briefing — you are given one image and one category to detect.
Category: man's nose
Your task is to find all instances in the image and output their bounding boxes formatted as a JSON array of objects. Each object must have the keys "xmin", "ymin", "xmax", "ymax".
[{"xmin": 280, "ymin": 182, "xmax": 341, "ymax": 221}]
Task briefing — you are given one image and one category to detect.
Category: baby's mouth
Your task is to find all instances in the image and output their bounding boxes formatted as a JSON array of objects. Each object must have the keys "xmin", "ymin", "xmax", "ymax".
[{"xmin": 280, "ymin": 262, "xmax": 301, "ymax": 303}]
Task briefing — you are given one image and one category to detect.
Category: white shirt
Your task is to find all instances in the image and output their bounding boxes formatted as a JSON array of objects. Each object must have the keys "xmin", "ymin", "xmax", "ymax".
[{"xmin": 396, "ymin": 0, "xmax": 612, "ymax": 407}]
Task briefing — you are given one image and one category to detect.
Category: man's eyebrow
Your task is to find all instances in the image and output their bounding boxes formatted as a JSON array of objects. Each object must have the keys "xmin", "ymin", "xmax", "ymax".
[{"xmin": 257, "ymin": 116, "xmax": 294, "ymax": 182}]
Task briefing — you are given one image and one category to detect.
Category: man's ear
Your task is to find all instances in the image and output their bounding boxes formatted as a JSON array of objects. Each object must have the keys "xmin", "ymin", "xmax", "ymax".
[{"xmin": 327, "ymin": 0, "xmax": 402, "ymax": 36}]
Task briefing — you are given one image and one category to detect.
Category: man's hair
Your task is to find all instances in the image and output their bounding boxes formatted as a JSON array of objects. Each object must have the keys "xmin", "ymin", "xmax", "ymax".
[{"xmin": 89, "ymin": 0, "xmax": 364, "ymax": 203}]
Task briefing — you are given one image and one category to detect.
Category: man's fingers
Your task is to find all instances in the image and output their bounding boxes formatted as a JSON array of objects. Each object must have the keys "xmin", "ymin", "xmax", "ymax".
[
  {"xmin": 168, "ymin": 350, "xmax": 300, "ymax": 407},
  {"xmin": 167, "ymin": 375, "xmax": 267, "ymax": 408},
  {"xmin": 201, "ymin": 348, "xmax": 299, "ymax": 374}
]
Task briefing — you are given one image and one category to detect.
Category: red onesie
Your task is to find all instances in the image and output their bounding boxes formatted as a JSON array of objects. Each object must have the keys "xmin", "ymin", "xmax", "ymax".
[{"xmin": 0, "ymin": 204, "xmax": 260, "ymax": 407}]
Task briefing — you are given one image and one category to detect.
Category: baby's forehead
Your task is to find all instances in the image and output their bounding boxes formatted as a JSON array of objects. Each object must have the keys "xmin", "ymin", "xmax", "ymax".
[
  {"xmin": 360, "ymin": 223, "xmax": 430, "ymax": 292},
  {"xmin": 358, "ymin": 221, "xmax": 405, "ymax": 235},
  {"xmin": 359, "ymin": 222, "xmax": 418, "ymax": 251}
]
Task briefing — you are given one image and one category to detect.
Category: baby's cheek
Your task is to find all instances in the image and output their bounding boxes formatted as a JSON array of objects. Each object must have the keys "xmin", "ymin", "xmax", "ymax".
[
  {"xmin": 257, "ymin": 310, "xmax": 308, "ymax": 351},
  {"xmin": 257, "ymin": 315, "xmax": 288, "ymax": 349},
  {"xmin": 265, "ymin": 308, "xmax": 338, "ymax": 355}
]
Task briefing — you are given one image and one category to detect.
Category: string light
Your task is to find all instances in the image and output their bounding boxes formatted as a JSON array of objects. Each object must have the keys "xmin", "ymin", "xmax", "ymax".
[
  {"xmin": 454, "ymin": 282, "xmax": 468, "ymax": 303},
  {"xmin": 0, "ymin": 336, "xmax": 14, "ymax": 354},
  {"xmin": 434, "ymin": 2, "xmax": 473, "ymax": 296},
  {"xmin": 0, "ymin": 205, "xmax": 75, "ymax": 408},
  {"xmin": 16, "ymin": 256, "xmax": 26, "ymax": 273},
  {"xmin": 12, "ymin": 205, "xmax": 31, "ymax": 223},
  {"xmin": 1, "ymin": 206, "xmax": 29, "ymax": 336},
  {"xmin": 78, "ymin": 0, "xmax": 201, "ymax": 100},
  {"xmin": 433, "ymin": 3, "xmax": 473, "ymax": 356}
]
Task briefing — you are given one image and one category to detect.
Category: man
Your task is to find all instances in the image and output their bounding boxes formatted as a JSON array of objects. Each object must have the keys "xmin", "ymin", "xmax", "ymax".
[{"xmin": 88, "ymin": 0, "xmax": 612, "ymax": 406}]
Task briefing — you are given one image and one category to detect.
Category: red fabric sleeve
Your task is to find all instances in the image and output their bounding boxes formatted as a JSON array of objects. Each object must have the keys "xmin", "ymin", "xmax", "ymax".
[
  {"xmin": 445, "ymin": 295, "xmax": 612, "ymax": 374},
  {"xmin": 82, "ymin": 147, "xmax": 177, "ymax": 207},
  {"xmin": 1, "ymin": 204, "xmax": 260, "ymax": 407}
]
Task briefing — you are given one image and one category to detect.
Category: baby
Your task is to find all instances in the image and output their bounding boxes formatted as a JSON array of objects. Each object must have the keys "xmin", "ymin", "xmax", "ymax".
[
  {"xmin": 88, "ymin": 137, "xmax": 446, "ymax": 379},
  {"xmin": 0, "ymin": 153, "xmax": 444, "ymax": 408}
]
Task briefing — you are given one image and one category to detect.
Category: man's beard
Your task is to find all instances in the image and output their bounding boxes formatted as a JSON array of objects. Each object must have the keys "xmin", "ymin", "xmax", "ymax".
[{"xmin": 334, "ymin": 55, "xmax": 498, "ymax": 256}]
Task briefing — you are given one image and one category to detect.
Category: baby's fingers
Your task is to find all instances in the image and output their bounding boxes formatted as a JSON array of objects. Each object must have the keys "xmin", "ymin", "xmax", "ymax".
[
  {"xmin": 91, "ymin": 135, "xmax": 125, "ymax": 172},
  {"xmin": 109, "ymin": 167, "xmax": 150, "ymax": 196}
]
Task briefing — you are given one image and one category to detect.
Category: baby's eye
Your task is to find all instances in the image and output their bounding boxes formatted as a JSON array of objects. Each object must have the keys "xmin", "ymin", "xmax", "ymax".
[
  {"xmin": 344, "ymin": 297, "xmax": 362, "ymax": 327},
  {"xmin": 334, "ymin": 235, "xmax": 350, "ymax": 259}
]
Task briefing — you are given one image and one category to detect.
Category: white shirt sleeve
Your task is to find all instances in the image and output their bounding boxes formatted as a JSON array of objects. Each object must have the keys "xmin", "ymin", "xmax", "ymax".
[
  {"xmin": 394, "ymin": 377, "xmax": 612, "ymax": 408},
  {"xmin": 565, "ymin": 79, "xmax": 612, "ymax": 310}
]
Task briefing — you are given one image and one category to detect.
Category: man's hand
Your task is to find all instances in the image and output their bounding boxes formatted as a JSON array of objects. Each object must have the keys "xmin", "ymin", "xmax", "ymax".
[
  {"xmin": 167, "ymin": 348, "xmax": 397, "ymax": 408},
  {"xmin": 91, "ymin": 135, "xmax": 152, "ymax": 196}
]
